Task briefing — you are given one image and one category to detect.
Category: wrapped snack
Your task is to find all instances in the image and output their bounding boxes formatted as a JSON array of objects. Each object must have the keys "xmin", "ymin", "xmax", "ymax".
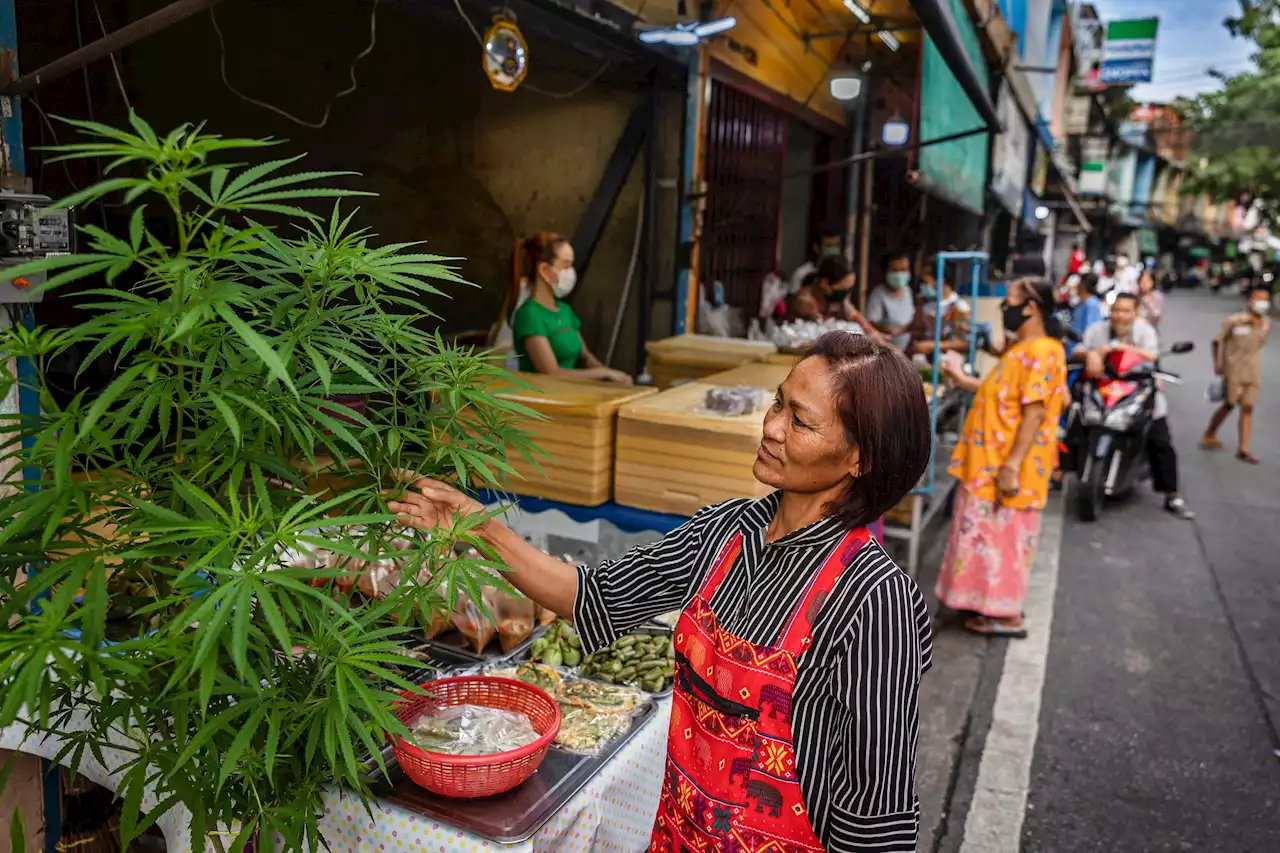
[
  {"xmin": 555, "ymin": 706, "xmax": 634, "ymax": 755},
  {"xmin": 451, "ymin": 586, "xmax": 498, "ymax": 653},
  {"xmin": 701, "ymin": 385, "xmax": 763, "ymax": 417},
  {"xmin": 494, "ymin": 589, "xmax": 536, "ymax": 654},
  {"xmin": 410, "ymin": 704, "xmax": 539, "ymax": 756}
]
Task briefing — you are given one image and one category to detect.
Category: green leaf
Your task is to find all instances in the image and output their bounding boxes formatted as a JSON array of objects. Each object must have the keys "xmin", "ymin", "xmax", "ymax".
[
  {"xmin": 214, "ymin": 303, "xmax": 298, "ymax": 395},
  {"xmin": 9, "ymin": 806, "xmax": 25, "ymax": 853},
  {"xmin": 205, "ymin": 391, "xmax": 242, "ymax": 445}
]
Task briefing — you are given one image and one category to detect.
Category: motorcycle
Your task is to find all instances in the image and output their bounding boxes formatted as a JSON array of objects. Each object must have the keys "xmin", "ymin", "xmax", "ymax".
[{"xmin": 1068, "ymin": 340, "xmax": 1194, "ymax": 521}]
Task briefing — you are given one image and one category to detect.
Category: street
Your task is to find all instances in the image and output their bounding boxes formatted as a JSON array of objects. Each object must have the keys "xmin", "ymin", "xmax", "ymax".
[{"xmin": 918, "ymin": 289, "xmax": 1280, "ymax": 853}]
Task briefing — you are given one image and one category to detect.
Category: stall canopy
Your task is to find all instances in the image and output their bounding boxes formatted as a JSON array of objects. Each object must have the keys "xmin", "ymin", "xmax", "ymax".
[{"xmin": 916, "ymin": 0, "xmax": 993, "ymax": 214}]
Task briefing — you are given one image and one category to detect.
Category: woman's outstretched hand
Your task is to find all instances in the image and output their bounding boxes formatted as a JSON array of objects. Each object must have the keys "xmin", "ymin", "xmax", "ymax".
[{"xmin": 387, "ymin": 474, "xmax": 483, "ymax": 533}]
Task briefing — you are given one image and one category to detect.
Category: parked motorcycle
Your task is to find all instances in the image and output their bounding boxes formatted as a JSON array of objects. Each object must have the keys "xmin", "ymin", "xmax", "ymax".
[{"xmin": 1068, "ymin": 341, "xmax": 1194, "ymax": 521}]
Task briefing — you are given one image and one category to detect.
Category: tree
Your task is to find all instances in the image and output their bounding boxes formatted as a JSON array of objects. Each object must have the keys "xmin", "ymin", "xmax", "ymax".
[{"xmin": 1181, "ymin": 0, "xmax": 1280, "ymax": 221}]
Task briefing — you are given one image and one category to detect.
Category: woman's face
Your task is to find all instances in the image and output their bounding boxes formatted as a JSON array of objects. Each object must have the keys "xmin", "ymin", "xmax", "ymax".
[
  {"xmin": 539, "ymin": 243, "xmax": 575, "ymax": 284},
  {"xmin": 1139, "ymin": 273, "xmax": 1154, "ymax": 293},
  {"xmin": 755, "ymin": 356, "xmax": 860, "ymax": 494}
]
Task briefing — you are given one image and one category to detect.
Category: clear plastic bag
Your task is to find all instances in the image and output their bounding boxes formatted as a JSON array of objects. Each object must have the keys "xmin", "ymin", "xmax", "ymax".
[
  {"xmin": 1208, "ymin": 375, "xmax": 1225, "ymax": 404},
  {"xmin": 409, "ymin": 704, "xmax": 540, "ymax": 756},
  {"xmin": 699, "ymin": 385, "xmax": 765, "ymax": 417},
  {"xmin": 494, "ymin": 589, "xmax": 536, "ymax": 654},
  {"xmin": 451, "ymin": 586, "xmax": 499, "ymax": 653}
]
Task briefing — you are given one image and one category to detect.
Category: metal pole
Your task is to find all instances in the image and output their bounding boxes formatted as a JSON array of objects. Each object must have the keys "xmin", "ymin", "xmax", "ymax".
[
  {"xmin": 845, "ymin": 87, "xmax": 866, "ymax": 268},
  {"xmin": 0, "ymin": 0, "xmax": 223, "ymax": 96}
]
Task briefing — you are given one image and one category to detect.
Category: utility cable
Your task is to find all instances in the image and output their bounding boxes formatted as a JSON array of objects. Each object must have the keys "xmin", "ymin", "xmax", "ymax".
[
  {"xmin": 92, "ymin": 0, "xmax": 133, "ymax": 112},
  {"xmin": 604, "ymin": 193, "xmax": 645, "ymax": 365},
  {"xmin": 209, "ymin": 0, "xmax": 381, "ymax": 130}
]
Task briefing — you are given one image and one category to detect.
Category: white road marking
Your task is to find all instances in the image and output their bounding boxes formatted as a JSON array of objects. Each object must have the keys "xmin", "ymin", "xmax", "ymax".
[{"xmin": 958, "ymin": 494, "xmax": 1065, "ymax": 853}]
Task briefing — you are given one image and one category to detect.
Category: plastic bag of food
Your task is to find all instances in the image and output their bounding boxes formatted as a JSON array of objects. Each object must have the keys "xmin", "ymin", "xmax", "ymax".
[
  {"xmin": 451, "ymin": 586, "xmax": 499, "ymax": 653},
  {"xmin": 554, "ymin": 706, "xmax": 634, "ymax": 756},
  {"xmin": 494, "ymin": 589, "xmax": 536, "ymax": 654},
  {"xmin": 410, "ymin": 704, "xmax": 540, "ymax": 756}
]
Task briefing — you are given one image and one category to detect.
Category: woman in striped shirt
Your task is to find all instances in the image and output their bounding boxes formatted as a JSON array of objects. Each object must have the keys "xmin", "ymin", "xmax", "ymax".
[{"xmin": 390, "ymin": 332, "xmax": 934, "ymax": 853}]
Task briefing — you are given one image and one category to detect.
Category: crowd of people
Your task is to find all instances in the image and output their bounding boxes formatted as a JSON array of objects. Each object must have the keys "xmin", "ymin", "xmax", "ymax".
[{"xmin": 444, "ymin": 229, "xmax": 1270, "ymax": 852}]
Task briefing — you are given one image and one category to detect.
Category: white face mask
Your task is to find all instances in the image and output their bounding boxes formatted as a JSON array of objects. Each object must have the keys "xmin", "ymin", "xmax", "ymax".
[
  {"xmin": 552, "ymin": 266, "xmax": 577, "ymax": 299},
  {"xmin": 1251, "ymin": 299, "xmax": 1270, "ymax": 316}
]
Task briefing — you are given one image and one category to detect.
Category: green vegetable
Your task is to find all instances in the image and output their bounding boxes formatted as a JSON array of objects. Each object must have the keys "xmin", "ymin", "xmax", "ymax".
[
  {"xmin": 563, "ymin": 648, "xmax": 581, "ymax": 667},
  {"xmin": 544, "ymin": 648, "xmax": 563, "ymax": 667}
]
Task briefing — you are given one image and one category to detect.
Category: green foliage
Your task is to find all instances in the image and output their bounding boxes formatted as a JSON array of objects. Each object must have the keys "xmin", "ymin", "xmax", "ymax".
[
  {"xmin": 0, "ymin": 114, "xmax": 539, "ymax": 851},
  {"xmin": 1182, "ymin": 0, "xmax": 1280, "ymax": 221}
]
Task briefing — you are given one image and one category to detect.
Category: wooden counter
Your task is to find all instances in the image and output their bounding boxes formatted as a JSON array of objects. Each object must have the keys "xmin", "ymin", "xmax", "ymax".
[
  {"xmin": 700, "ymin": 362, "xmax": 794, "ymax": 390},
  {"xmin": 644, "ymin": 334, "xmax": 777, "ymax": 389},
  {"xmin": 614, "ymin": 382, "xmax": 771, "ymax": 517},
  {"xmin": 495, "ymin": 375, "xmax": 658, "ymax": 506}
]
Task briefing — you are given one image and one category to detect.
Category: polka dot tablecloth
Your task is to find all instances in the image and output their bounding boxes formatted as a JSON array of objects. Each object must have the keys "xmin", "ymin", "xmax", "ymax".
[{"xmin": 2, "ymin": 700, "xmax": 672, "ymax": 852}]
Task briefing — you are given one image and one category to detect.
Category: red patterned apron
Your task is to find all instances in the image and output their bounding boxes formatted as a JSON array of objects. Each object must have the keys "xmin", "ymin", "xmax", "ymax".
[{"xmin": 649, "ymin": 527, "xmax": 871, "ymax": 853}]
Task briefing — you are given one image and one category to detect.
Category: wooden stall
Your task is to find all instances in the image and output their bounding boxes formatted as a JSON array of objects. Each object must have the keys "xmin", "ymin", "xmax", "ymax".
[
  {"xmin": 496, "ymin": 376, "xmax": 657, "ymax": 506},
  {"xmin": 643, "ymin": 335, "xmax": 777, "ymax": 389},
  {"xmin": 614, "ymin": 382, "xmax": 772, "ymax": 516}
]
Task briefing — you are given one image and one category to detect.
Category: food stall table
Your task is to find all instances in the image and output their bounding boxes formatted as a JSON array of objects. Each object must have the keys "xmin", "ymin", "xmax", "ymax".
[
  {"xmin": 2, "ymin": 698, "xmax": 673, "ymax": 852},
  {"xmin": 643, "ymin": 334, "xmax": 776, "ymax": 389}
]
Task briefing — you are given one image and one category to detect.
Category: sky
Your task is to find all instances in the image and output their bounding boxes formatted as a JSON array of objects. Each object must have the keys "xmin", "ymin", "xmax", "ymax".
[{"xmin": 1087, "ymin": 0, "xmax": 1254, "ymax": 103}]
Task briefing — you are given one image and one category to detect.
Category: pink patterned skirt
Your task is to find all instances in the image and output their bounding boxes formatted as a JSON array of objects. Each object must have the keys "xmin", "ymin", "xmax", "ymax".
[{"xmin": 935, "ymin": 484, "xmax": 1043, "ymax": 619}]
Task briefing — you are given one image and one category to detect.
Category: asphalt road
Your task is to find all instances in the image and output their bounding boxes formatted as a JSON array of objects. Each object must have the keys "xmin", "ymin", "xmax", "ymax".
[{"xmin": 1018, "ymin": 289, "xmax": 1280, "ymax": 852}]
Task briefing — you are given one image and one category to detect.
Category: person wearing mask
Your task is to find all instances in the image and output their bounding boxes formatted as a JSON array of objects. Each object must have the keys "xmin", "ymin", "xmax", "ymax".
[
  {"xmin": 788, "ymin": 256, "xmax": 882, "ymax": 336},
  {"xmin": 789, "ymin": 230, "xmax": 844, "ymax": 294},
  {"xmin": 936, "ymin": 278, "xmax": 1067, "ymax": 637},
  {"xmin": 390, "ymin": 332, "xmax": 934, "ymax": 853},
  {"xmin": 1201, "ymin": 284, "xmax": 1272, "ymax": 464},
  {"xmin": 867, "ymin": 253, "xmax": 917, "ymax": 349},
  {"xmin": 1095, "ymin": 259, "xmax": 1117, "ymax": 297},
  {"xmin": 910, "ymin": 261, "xmax": 971, "ymax": 358},
  {"xmin": 508, "ymin": 231, "xmax": 631, "ymax": 384},
  {"xmin": 1138, "ymin": 270, "xmax": 1164, "ymax": 329},
  {"xmin": 1074, "ymin": 293, "xmax": 1194, "ymax": 518}
]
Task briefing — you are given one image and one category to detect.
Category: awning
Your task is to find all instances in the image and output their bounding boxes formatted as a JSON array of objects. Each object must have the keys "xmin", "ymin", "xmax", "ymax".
[{"xmin": 910, "ymin": 0, "xmax": 1003, "ymax": 132}]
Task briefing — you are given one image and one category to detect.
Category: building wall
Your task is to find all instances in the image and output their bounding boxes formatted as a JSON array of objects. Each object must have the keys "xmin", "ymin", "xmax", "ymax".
[{"xmin": 20, "ymin": 0, "xmax": 684, "ymax": 372}]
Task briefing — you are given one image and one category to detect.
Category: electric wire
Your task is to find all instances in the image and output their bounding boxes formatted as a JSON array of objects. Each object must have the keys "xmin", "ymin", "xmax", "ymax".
[
  {"xmin": 92, "ymin": 0, "xmax": 133, "ymax": 112},
  {"xmin": 209, "ymin": 0, "xmax": 381, "ymax": 130}
]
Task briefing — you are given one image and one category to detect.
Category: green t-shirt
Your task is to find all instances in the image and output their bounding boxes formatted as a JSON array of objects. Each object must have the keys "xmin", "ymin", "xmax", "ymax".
[{"xmin": 512, "ymin": 298, "xmax": 583, "ymax": 373}]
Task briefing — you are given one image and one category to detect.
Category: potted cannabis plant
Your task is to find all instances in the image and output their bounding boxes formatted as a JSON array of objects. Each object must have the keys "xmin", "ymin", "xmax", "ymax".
[{"xmin": 0, "ymin": 114, "xmax": 537, "ymax": 851}]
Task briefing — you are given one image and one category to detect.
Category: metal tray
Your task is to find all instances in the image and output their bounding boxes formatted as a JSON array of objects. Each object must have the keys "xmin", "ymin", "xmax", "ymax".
[
  {"xmin": 508, "ymin": 624, "xmax": 675, "ymax": 699},
  {"xmin": 365, "ymin": 698, "xmax": 659, "ymax": 843},
  {"xmin": 401, "ymin": 622, "xmax": 551, "ymax": 669}
]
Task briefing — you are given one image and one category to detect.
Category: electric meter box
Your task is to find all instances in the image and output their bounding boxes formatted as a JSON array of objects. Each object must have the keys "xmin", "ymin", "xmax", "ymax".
[{"xmin": 0, "ymin": 192, "xmax": 74, "ymax": 304}]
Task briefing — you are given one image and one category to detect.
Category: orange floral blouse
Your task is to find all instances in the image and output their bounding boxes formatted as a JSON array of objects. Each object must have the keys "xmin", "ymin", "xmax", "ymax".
[{"xmin": 948, "ymin": 336, "xmax": 1068, "ymax": 511}]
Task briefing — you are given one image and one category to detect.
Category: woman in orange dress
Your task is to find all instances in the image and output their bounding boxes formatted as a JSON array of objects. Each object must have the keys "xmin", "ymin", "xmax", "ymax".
[{"xmin": 935, "ymin": 277, "xmax": 1067, "ymax": 638}]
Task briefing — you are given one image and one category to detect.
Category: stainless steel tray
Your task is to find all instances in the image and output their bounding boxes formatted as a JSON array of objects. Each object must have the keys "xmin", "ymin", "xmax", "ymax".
[
  {"xmin": 365, "ymin": 698, "xmax": 659, "ymax": 843},
  {"xmin": 392, "ymin": 622, "xmax": 550, "ymax": 669}
]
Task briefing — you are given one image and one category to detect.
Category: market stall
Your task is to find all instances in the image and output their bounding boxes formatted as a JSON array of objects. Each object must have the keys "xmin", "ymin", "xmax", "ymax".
[
  {"xmin": 880, "ymin": 251, "xmax": 988, "ymax": 573},
  {"xmin": 492, "ymin": 374, "xmax": 657, "ymax": 507},
  {"xmin": 642, "ymin": 333, "xmax": 776, "ymax": 388}
]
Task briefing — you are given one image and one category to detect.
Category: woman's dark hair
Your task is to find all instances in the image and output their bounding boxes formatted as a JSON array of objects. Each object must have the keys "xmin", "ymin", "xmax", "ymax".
[
  {"xmin": 882, "ymin": 251, "xmax": 912, "ymax": 272},
  {"xmin": 1018, "ymin": 276, "xmax": 1064, "ymax": 340},
  {"xmin": 804, "ymin": 332, "xmax": 931, "ymax": 528},
  {"xmin": 489, "ymin": 231, "xmax": 569, "ymax": 344},
  {"xmin": 815, "ymin": 256, "xmax": 851, "ymax": 285}
]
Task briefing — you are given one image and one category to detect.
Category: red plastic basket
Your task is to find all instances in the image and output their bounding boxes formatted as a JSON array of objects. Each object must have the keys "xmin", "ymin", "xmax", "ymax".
[{"xmin": 391, "ymin": 676, "xmax": 561, "ymax": 798}]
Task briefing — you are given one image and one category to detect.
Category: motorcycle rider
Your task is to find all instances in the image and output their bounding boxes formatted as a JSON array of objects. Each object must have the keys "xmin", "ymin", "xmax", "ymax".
[{"xmin": 1072, "ymin": 292, "xmax": 1195, "ymax": 519}]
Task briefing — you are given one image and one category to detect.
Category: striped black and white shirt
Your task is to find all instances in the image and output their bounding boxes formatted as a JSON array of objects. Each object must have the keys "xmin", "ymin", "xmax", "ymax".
[{"xmin": 573, "ymin": 493, "xmax": 932, "ymax": 853}]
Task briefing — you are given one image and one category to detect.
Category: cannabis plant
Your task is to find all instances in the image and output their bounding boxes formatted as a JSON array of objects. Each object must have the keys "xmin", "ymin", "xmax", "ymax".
[{"xmin": 0, "ymin": 114, "xmax": 538, "ymax": 851}]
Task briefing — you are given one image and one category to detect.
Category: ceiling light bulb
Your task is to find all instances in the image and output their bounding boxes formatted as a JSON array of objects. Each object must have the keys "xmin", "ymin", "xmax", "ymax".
[
  {"xmin": 1035, "ymin": 205, "xmax": 1051, "ymax": 220},
  {"xmin": 877, "ymin": 30, "xmax": 900, "ymax": 51},
  {"xmin": 843, "ymin": 0, "xmax": 872, "ymax": 24},
  {"xmin": 830, "ymin": 75, "xmax": 863, "ymax": 101},
  {"xmin": 696, "ymin": 16, "xmax": 737, "ymax": 37},
  {"xmin": 882, "ymin": 118, "xmax": 910, "ymax": 146}
]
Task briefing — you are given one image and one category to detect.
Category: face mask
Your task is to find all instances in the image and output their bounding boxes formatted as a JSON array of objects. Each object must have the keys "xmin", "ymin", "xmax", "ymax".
[
  {"xmin": 886, "ymin": 271, "xmax": 910, "ymax": 290},
  {"xmin": 552, "ymin": 266, "xmax": 577, "ymax": 299},
  {"xmin": 1002, "ymin": 301, "xmax": 1029, "ymax": 334},
  {"xmin": 919, "ymin": 283, "xmax": 938, "ymax": 300},
  {"xmin": 820, "ymin": 244, "xmax": 843, "ymax": 258},
  {"xmin": 1069, "ymin": 295, "xmax": 1081, "ymax": 307},
  {"xmin": 1251, "ymin": 299, "xmax": 1270, "ymax": 316}
]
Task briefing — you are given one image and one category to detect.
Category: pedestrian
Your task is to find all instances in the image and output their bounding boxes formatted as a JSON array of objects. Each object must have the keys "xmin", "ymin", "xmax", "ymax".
[
  {"xmin": 1068, "ymin": 242, "xmax": 1086, "ymax": 275},
  {"xmin": 1201, "ymin": 284, "xmax": 1272, "ymax": 464},
  {"xmin": 1138, "ymin": 270, "xmax": 1164, "ymax": 329},
  {"xmin": 390, "ymin": 332, "xmax": 935, "ymax": 852},
  {"xmin": 1074, "ymin": 293, "xmax": 1194, "ymax": 518},
  {"xmin": 936, "ymin": 278, "xmax": 1068, "ymax": 638}
]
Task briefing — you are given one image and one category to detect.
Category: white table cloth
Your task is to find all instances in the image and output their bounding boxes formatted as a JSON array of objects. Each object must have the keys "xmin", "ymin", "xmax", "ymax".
[{"xmin": 2, "ymin": 700, "xmax": 671, "ymax": 852}]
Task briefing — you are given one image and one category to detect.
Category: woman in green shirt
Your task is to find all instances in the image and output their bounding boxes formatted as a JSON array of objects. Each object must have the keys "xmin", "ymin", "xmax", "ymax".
[{"xmin": 508, "ymin": 232, "xmax": 631, "ymax": 384}]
